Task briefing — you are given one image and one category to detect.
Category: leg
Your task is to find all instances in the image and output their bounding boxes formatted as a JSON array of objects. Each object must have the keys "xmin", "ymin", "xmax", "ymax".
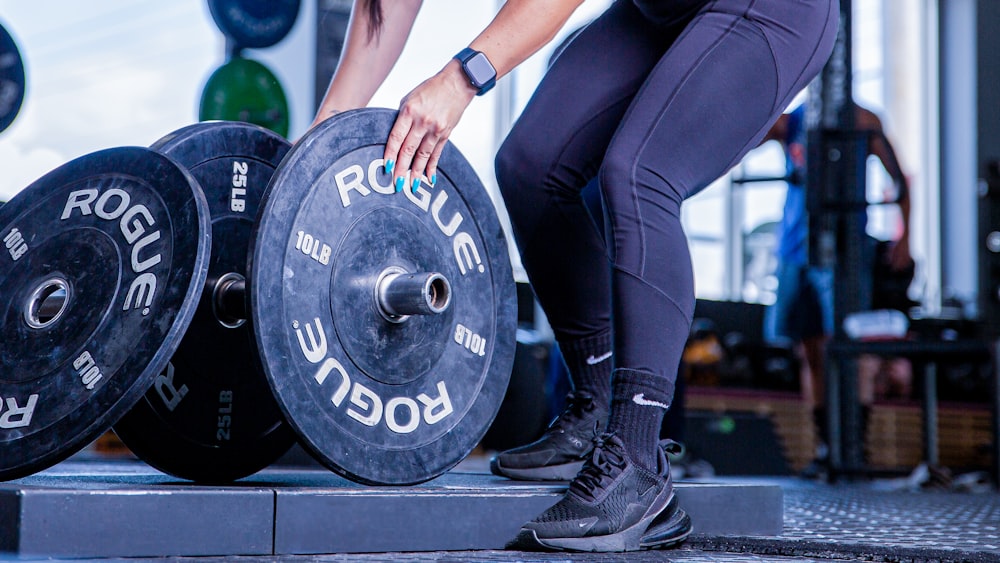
[
  {"xmin": 491, "ymin": 1, "xmax": 683, "ymax": 481},
  {"xmin": 514, "ymin": 0, "xmax": 838, "ymax": 552},
  {"xmin": 765, "ymin": 260, "xmax": 817, "ymax": 402},
  {"xmin": 497, "ymin": 1, "xmax": 683, "ymax": 409},
  {"xmin": 600, "ymin": 0, "xmax": 838, "ymax": 471},
  {"xmin": 803, "ymin": 334, "xmax": 829, "ymax": 405},
  {"xmin": 802, "ymin": 265, "xmax": 835, "ymax": 447}
]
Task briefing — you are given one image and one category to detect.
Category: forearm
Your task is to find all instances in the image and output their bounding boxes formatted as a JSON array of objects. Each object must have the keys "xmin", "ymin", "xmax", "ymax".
[
  {"xmin": 314, "ymin": 0, "xmax": 423, "ymax": 123},
  {"xmin": 897, "ymin": 177, "xmax": 911, "ymax": 237},
  {"xmin": 467, "ymin": 0, "xmax": 585, "ymax": 80}
]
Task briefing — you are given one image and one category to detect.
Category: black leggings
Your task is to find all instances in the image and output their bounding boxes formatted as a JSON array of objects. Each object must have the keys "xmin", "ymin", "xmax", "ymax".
[{"xmin": 496, "ymin": 0, "xmax": 837, "ymax": 395}]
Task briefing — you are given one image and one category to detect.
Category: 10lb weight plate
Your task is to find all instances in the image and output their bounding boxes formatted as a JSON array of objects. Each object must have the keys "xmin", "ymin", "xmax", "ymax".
[
  {"xmin": 113, "ymin": 121, "xmax": 296, "ymax": 482},
  {"xmin": 249, "ymin": 108, "xmax": 517, "ymax": 485},
  {"xmin": 0, "ymin": 147, "xmax": 210, "ymax": 481}
]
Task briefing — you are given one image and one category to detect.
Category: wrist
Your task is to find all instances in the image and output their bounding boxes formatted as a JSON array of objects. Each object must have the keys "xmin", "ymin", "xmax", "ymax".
[{"xmin": 444, "ymin": 59, "xmax": 479, "ymax": 99}]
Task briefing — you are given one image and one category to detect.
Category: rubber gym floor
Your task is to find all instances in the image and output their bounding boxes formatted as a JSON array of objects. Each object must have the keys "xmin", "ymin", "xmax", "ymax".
[
  {"xmin": 4, "ymin": 455, "xmax": 998, "ymax": 563},
  {"xmin": 334, "ymin": 475, "xmax": 1000, "ymax": 563}
]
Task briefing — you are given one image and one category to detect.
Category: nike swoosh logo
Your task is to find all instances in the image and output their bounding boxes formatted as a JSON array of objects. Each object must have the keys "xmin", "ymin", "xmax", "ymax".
[
  {"xmin": 632, "ymin": 393, "xmax": 669, "ymax": 409},
  {"xmin": 585, "ymin": 351, "xmax": 613, "ymax": 365}
]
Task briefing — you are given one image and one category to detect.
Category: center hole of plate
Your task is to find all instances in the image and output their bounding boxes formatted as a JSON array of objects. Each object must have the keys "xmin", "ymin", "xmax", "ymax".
[
  {"xmin": 425, "ymin": 274, "xmax": 451, "ymax": 313},
  {"xmin": 25, "ymin": 277, "xmax": 69, "ymax": 330},
  {"xmin": 213, "ymin": 272, "xmax": 247, "ymax": 329}
]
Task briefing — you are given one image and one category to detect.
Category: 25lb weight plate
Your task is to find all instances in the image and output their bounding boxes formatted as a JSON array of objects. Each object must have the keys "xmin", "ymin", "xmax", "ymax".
[
  {"xmin": 113, "ymin": 121, "xmax": 296, "ymax": 483},
  {"xmin": 249, "ymin": 108, "xmax": 517, "ymax": 485},
  {"xmin": 0, "ymin": 147, "xmax": 210, "ymax": 481}
]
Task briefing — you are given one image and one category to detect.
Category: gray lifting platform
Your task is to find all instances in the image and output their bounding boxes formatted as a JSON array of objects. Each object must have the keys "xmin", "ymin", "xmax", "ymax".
[{"xmin": 0, "ymin": 461, "xmax": 782, "ymax": 559}]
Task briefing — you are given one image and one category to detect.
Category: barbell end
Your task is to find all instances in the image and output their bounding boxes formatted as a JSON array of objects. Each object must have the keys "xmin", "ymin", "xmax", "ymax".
[
  {"xmin": 213, "ymin": 273, "xmax": 247, "ymax": 328},
  {"xmin": 376, "ymin": 269, "xmax": 452, "ymax": 322}
]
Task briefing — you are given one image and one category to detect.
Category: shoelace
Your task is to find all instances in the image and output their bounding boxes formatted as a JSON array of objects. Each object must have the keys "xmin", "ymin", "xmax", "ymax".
[
  {"xmin": 569, "ymin": 433, "xmax": 628, "ymax": 500},
  {"xmin": 570, "ymin": 436, "xmax": 685, "ymax": 500},
  {"xmin": 549, "ymin": 391, "xmax": 596, "ymax": 432}
]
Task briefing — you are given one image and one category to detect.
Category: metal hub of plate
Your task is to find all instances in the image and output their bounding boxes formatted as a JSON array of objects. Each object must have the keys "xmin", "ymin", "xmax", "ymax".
[
  {"xmin": 0, "ymin": 147, "xmax": 210, "ymax": 481},
  {"xmin": 250, "ymin": 108, "xmax": 517, "ymax": 485},
  {"xmin": 113, "ymin": 121, "xmax": 296, "ymax": 483}
]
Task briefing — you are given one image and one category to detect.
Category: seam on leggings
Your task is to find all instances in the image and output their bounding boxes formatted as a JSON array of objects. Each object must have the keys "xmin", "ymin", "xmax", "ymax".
[
  {"xmin": 772, "ymin": 0, "xmax": 838, "ymax": 111},
  {"xmin": 718, "ymin": 0, "xmax": 836, "ymax": 173},
  {"xmin": 616, "ymin": 0, "xmax": 745, "ymax": 277},
  {"xmin": 747, "ymin": 11, "xmax": 781, "ymax": 114},
  {"xmin": 614, "ymin": 265, "xmax": 694, "ymax": 323}
]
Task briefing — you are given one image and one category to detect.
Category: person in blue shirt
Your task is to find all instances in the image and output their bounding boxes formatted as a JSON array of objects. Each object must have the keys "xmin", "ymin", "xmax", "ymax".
[{"xmin": 761, "ymin": 102, "xmax": 913, "ymax": 470}]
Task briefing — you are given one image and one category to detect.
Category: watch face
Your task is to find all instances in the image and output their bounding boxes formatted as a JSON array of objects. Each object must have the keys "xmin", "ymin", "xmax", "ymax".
[{"xmin": 465, "ymin": 52, "xmax": 495, "ymax": 87}]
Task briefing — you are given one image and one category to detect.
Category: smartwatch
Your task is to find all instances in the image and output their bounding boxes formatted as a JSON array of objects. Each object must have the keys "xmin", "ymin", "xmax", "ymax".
[{"xmin": 454, "ymin": 47, "xmax": 497, "ymax": 96}]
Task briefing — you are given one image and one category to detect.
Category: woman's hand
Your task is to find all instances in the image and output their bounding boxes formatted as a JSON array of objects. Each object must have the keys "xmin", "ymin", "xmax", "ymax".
[
  {"xmin": 312, "ymin": 0, "xmax": 582, "ymax": 189},
  {"xmin": 384, "ymin": 59, "xmax": 477, "ymax": 192}
]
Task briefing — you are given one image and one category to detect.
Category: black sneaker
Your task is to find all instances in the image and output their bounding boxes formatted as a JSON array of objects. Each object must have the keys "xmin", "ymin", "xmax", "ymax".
[
  {"xmin": 490, "ymin": 391, "xmax": 607, "ymax": 481},
  {"xmin": 507, "ymin": 434, "xmax": 691, "ymax": 552}
]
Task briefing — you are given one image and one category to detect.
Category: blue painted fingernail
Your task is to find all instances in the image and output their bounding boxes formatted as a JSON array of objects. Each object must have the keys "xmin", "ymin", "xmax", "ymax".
[
  {"xmin": 411, "ymin": 178, "xmax": 420, "ymax": 194},
  {"xmin": 394, "ymin": 177, "xmax": 404, "ymax": 193},
  {"xmin": 430, "ymin": 174, "xmax": 437, "ymax": 187},
  {"xmin": 385, "ymin": 159, "xmax": 395, "ymax": 175}
]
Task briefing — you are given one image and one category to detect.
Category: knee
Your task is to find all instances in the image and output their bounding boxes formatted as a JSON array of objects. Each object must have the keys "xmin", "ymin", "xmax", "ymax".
[
  {"xmin": 597, "ymin": 147, "xmax": 631, "ymax": 192},
  {"xmin": 599, "ymin": 144, "xmax": 684, "ymax": 214},
  {"xmin": 495, "ymin": 129, "xmax": 555, "ymax": 235},
  {"xmin": 597, "ymin": 148, "xmax": 645, "ymax": 218},
  {"xmin": 495, "ymin": 130, "xmax": 542, "ymax": 202}
]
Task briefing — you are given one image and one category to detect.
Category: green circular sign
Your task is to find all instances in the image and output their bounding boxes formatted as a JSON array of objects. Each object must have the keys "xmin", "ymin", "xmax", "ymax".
[{"xmin": 199, "ymin": 57, "xmax": 289, "ymax": 137}]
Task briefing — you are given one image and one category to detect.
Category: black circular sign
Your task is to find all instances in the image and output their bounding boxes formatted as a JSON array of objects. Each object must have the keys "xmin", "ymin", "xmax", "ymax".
[
  {"xmin": 208, "ymin": 0, "xmax": 301, "ymax": 50},
  {"xmin": 0, "ymin": 147, "xmax": 211, "ymax": 481},
  {"xmin": 114, "ymin": 121, "xmax": 296, "ymax": 482},
  {"xmin": 250, "ymin": 108, "xmax": 517, "ymax": 485},
  {"xmin": 0, "ymin": 22, "xmax": 26, "ymax": 134}
]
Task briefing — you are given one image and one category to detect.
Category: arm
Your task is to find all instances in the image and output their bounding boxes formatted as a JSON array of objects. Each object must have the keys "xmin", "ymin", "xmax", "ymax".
[
  {"xmin": 312, "ymin": 0, "xmax": 424, "ymax": 127},
  {"xmin": 387, "ymin": 0, "xmax": 585, "ymax": 190},
  {"xmin": 759, "ymin": 114, "xmax": 788, "ymax": 147},
  {"xmin": 856, "ymin": 106, "xmax": 912, "ymax": 270},
  {"xmin": 892, "ymin": 176, "xmax": 912, "ymax": 270}
]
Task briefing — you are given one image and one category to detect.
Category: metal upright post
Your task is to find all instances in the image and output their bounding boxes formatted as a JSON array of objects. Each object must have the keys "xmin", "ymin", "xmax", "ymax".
[
  {"xmin": 806, "ymin": 0, "xmax": 870, "ymax": 477},
  {"xmin": 313, "ymin": 0, "xmax": 352, "ymax": 113}
]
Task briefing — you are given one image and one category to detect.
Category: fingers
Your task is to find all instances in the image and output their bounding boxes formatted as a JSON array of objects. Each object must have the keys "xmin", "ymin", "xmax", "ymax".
[
  {"xmin": 407, "ymin": 131, "xmax": 441, "ymax": 191},
  {"xmin": 425, "ymin": 142, "xmax": 446, "ymax": 187},
  {"xmin": 395, "ymin": 128, "xmax": 433, "ymax": 192},
  {"xmin": 390, "ymin": 121, "xmax": 449, "ymax": 192},
  {"xmin": 383, "ymin": 94, "xmax": 459, "ymax": 192},
  {"xmin": 383, "ymin": 111, "xmax": 411, "ymax": 187}
]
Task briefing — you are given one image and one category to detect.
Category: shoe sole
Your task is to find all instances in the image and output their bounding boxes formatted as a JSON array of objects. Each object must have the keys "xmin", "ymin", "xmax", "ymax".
[
  {"xmin": 509, "ymin": 489, "xmax": 680, "ymax": 552},
  {"xmin": 489, "ymin": 457, "xmax": 584, "ymax": 481},
  {"xmin": 639, "ymin": 495, "xmax": 693, "ymax": 549}
]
